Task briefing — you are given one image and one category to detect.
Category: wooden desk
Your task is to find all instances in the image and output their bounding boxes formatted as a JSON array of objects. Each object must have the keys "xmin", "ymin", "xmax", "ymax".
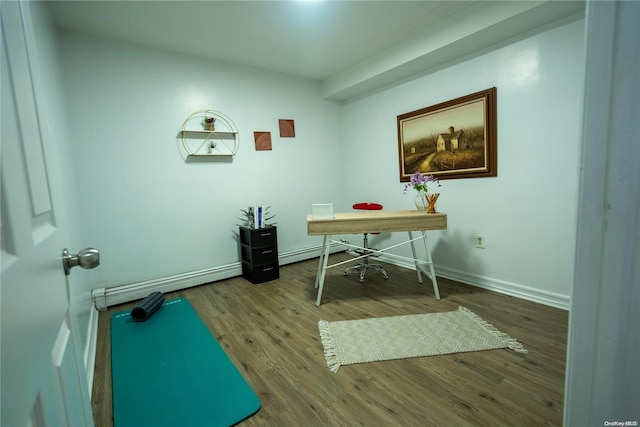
[{"xmin": 307, "ymin": 210, "xmax": 447, "ymax": 306}]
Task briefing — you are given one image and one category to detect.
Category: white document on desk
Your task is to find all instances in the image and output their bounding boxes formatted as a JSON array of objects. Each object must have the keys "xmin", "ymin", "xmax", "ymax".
[{"xmin": 311, "ymin": 203, "xmax": 334, "ymax": 219}]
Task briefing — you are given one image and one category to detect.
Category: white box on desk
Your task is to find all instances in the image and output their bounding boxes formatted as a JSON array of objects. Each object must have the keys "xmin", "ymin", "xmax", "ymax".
[{"xmin": 311, "ymin": 203, "xmax": 334, "ymax": 219}]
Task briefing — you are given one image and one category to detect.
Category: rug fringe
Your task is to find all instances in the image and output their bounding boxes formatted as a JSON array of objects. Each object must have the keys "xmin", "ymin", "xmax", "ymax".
[
  {"xmin": 457, "ymin": 306, "xmax": 528, "ymax": 354},
  {"xmin": 318, "ymin": 320, "xmax": 341, "ymax": 372}
]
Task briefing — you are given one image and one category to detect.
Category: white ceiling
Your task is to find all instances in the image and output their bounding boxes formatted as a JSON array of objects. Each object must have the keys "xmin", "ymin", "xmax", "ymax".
[{"xmin": 50, "ymin": 1, "xmax": 584, "ymax": 103}]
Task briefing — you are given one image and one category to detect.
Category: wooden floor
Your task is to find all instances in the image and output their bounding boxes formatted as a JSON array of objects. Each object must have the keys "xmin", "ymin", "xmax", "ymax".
[{"xmin": 92, "ymin": 253, "xmax": 568, "ymax": 426}]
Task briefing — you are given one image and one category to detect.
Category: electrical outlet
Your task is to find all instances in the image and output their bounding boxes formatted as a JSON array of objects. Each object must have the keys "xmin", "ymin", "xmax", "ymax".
[{"xmin": 475, "ymin": 234, "xmax": 485, "ymax": 249}]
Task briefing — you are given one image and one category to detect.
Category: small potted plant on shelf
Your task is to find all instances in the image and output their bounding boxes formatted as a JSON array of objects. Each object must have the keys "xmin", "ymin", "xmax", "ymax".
[{"xmin": 202, "ymin": 116, "xmax": 216, "ymax": 131}]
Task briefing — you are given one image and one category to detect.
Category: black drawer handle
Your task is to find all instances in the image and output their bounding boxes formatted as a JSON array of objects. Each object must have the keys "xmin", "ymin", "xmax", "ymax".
[
  {"xmin": 262, "ymin": 267, "xmax": 274, "ymax": 272},
  {"xmin": 261, "ymin": 250, "xmax": 273, "ymax": 255},
  {"xmin": 259, "ymin": 232, "xmax": 272, "ymax": 237}
]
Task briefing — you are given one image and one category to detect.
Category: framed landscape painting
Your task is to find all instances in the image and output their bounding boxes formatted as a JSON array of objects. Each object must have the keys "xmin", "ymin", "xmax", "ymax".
[{"xmin": 397, "ymin": 87, "xmax": 497, "ymax": 181}]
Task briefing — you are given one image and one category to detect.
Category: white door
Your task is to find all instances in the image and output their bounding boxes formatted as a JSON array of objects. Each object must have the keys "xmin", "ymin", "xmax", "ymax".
[{"xmin": 1, "ymin": 2, "xmax": 94, "ymax": 426}]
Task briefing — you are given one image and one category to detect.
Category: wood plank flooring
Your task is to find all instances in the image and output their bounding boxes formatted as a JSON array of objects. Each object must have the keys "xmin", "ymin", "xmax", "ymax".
[{"xmin": 92, "ymin": 253, "xmax": 568, "ymax": 426}]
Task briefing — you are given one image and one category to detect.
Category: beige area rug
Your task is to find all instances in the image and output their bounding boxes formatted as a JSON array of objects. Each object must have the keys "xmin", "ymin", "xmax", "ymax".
[{"xmin": 318, "ymin": 306, "xmax": 527, "ymax": 373}]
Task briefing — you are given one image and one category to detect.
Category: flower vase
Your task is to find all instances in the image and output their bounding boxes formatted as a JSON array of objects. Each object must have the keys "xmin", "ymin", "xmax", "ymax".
[
  {"xmin": 414, "ymin": 191, "xmax": 427, "ymax": 212},
  {"xmin": 415, "ymin": 192, "xmax": 439, "ymax": 213},
  {"xmin": 204, "ymin": 123, "xmax": 215, "ymax": 131},
  {"xmin": 426, "ymin": 193, "xmax": 440, "ymax": 213}
]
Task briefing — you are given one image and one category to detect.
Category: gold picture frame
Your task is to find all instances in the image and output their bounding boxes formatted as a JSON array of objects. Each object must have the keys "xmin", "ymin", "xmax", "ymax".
[{"xmin": 398, "ymin": 87, "xmax": 497, "ymax": 181}]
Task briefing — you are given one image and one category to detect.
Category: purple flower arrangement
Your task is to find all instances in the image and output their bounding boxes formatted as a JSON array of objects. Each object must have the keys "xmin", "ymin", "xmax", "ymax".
[{"xmin": 403, "ymin": 171, "xmax": 441, "ymax": 194}]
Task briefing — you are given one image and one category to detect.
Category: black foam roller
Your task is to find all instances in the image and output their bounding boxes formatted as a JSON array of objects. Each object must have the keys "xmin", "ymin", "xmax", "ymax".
[{"xmin": 131, "ymin": 292, "xmax": 165, "ymax": 322}]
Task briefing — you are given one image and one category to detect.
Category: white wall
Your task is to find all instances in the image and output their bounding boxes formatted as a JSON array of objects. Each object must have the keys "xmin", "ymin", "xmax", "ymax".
[
  {"xmin": 341, "ymin": 19, "xmax": 585, "ymax": 308},
  {"xmin": 58, "ymin": 32, "xmax": 344, "ymax": 289},
  {"xmin": 58, "ymin": 18, "xmax": 584, "ymax": 309}
]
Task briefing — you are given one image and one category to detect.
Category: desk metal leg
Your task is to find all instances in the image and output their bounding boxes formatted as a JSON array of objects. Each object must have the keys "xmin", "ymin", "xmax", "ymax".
[
  {"xmin": 408, "ymin": 231, "xmax": 423, "ymax": 284},
  {"xmin": 421, "ymin": 231, "xmax": 441, "ymax": 299},
  {"xmin": 315, "ymin": 235, "xmax": 332, "ymax": 306},
  {"xmin": 314, "ymin": 235, "xmax": 328, "ymax": 289}
]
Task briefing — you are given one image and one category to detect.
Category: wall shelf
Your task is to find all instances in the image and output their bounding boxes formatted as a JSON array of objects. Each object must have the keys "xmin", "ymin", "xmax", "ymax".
[{"xmin": 179, "ymin": 109, "xmax": 239, "ymax": 159}]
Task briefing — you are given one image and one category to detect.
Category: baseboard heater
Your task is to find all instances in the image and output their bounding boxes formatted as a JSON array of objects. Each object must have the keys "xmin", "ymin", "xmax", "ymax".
[{"xmin": 92, "ymin": 243, "xmax": 342, "ymax": 310}]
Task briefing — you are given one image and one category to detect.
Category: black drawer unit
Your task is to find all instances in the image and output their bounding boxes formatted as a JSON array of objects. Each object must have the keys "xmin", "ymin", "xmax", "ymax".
[{"xmin": 239, "ymin": 226, "xmax": 279, "ymax": 284}]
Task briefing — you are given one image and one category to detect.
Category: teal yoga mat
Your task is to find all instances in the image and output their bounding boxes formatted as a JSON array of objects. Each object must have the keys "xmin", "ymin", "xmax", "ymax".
[{"xmin": 111, "ymin": 298, "xmax": 261, "ymax": 427}]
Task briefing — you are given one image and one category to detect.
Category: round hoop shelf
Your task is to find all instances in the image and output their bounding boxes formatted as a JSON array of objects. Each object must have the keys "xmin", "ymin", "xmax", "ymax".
[{"xmin": 179, "ymin": 109, "xmax": 239, "ymax": 157}]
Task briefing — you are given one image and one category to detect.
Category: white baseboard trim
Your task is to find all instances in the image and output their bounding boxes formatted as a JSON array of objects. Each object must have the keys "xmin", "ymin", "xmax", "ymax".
[
  {"xmin": 91, "ymin": 262, "xmax": 242, "ymax": 310},
  {"xmin": 380, "ymin": 255, "xmax": 570, "ymax": 310},
  {"xmin": 91, "ymin": 244, "xmax": 570, "ymax": 311},
  {"xmin": 434, "ymin": 265, "xmax": 571, "ymax": 310},
  {"xmin": 91, "ymin": 244, "xmax": 338, "ymax": 310}
]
